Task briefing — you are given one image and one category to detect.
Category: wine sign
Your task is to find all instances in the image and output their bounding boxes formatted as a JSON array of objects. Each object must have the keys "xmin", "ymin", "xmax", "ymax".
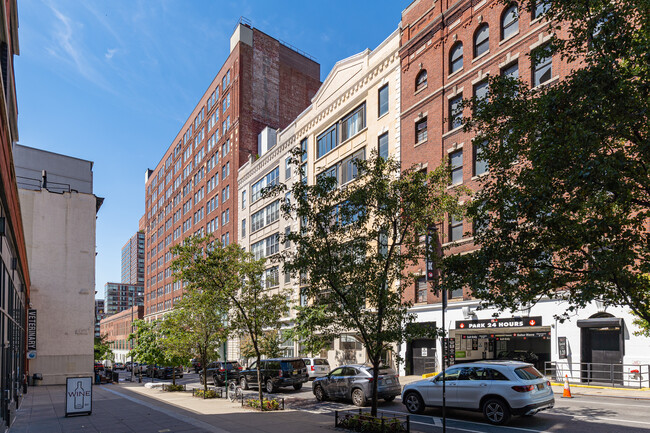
[{"xmin": 65, "ymin": 377, "xmax": 92, "ymax": 416}]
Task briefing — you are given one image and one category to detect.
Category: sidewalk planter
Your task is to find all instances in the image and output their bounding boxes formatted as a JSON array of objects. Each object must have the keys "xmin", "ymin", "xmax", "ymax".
[
  {"xmin": 191, "ymin": 387, "xmax": 222, "ymax": 399},
  {"xmin": 162, "ymin": 384, "xmax": 186, "ymax": 392},
  {"xmin": 335, "ymin": 409, "xmax": 409, "ymax": 433},
  {"xmin": 245, "ymin": 398, "xmax": 284, "ymax": 411}
]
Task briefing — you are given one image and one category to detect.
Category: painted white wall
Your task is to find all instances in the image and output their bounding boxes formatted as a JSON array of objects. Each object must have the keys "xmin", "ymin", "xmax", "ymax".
[
  {"xmin": 20, "ymin": 189, "xmax": 97, "ymax": 385},
  {"xmin": 400, "ymin": 299, "xmax": 650, "ymax": 380}
]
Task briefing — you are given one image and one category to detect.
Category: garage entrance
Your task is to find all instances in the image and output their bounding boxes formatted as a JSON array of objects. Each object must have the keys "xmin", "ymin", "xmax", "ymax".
[{"xmin": 578, "ymin": 313, "xmax": 624, "ymax": 384}]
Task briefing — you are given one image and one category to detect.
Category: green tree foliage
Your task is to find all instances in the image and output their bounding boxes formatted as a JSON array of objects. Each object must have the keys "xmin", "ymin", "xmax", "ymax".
[
  {"xmin": 161, "ymin": 286, "xmax": 229, "ymax": 392},
  {"xmin": 442, "ymin": 1, "xmax": 650, "ymax": 325},
  {"xmin": 172, "ymin": 236, "xmax": 289, "ymax": 409},
  {"xmin": 94, "ymin": 335, "xmax": 112, "ymax": 362},
  {"xmin": 129, "ymin": 319, "xmax": 166, "ymax": 381},
  {"xmin": 273, "ymin": 152, "xmax": 466, "ymax": 416}
]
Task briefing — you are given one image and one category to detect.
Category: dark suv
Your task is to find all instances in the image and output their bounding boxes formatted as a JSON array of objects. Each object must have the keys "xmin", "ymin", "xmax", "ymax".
[
  {"xmin": 199, "ymin": 361, "xmax": 242, "ymax": 386},
  {"xmin": 239, "ymin": 358, "xmax": 309, "ymax": 393}
]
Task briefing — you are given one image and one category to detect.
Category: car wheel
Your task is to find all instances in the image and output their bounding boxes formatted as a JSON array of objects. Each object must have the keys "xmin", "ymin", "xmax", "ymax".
[
  {"xmin": 199, "ymin": 375, "xmax": 205, "ymax": 385},
  {"xmin": 352, "ymin": 388, "xmax": 366, "ymax": 407},
  {"xmin": 240, "ymin": 377, "xmax": 248, "ymax": 390},
  {"xmin": 314, "ymin": 384, "xmax": 327, "ymax": 401},
  {"xmin": 293, "ymin": 383, "xmax": 303, "ymax": 391},
  {"xmin": 403, "ymin": 392, "xmax": 425, "ymax": 414},
  {"xmin": 384, "ymin": 396, "xmax": 396, "ymax": 402},
  {"xmin": 266, "ymin": 379, "xmax": 276, "ymax": 394},
  {"xmin": 483, "ymin": 398, "xmax": 511, "ymax": 425}
]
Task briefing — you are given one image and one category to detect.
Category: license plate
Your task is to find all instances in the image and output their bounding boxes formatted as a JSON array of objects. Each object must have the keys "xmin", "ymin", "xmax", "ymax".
[
  {"xmin": 384, "ymin": 379, "xmax": 393, "ymax": 385},
  {"xmin": 537, "ymin": 383, "xmax": 544, "ymax": 390}
]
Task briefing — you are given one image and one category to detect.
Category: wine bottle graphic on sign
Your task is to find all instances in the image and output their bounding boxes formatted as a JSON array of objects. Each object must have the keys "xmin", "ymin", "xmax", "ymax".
[{"xmin": 74, "ymin": 381, "xmax": 85, "ymax": 409}]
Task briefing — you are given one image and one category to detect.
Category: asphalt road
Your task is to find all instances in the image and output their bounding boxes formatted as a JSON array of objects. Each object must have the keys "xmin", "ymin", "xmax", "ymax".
[{"xmin": 117, "ymin": 370, "xmax": 650, "ymax": 433}]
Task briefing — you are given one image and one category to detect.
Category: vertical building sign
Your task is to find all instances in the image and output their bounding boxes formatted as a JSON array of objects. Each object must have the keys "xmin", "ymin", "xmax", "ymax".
[
  {"xmin": 425, "ymin": 226, "xmax": 435, "ymax": 281},
  {"xmin": 65, "ymin": 377, "xmax": 92, "ymax": 416},
  {"xmin": 558, "ymin": 337, "xmax": 568, "ymax": 359},
  {"xmin": 27, "ymin": 309, "xmax": 37, "ymax": 358}
]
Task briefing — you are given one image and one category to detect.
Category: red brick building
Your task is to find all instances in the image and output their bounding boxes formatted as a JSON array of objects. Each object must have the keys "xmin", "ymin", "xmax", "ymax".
[
  {"xmin": 143, "ymin": 22, "xmax": 320, "ymax": 320},
  {"xmin": 398, "ymin": 0, "xmax": 577, "ymax": 374},
  {"xmin": 99, "ymin": 306, "xmax": 144, "ymax": 363}
]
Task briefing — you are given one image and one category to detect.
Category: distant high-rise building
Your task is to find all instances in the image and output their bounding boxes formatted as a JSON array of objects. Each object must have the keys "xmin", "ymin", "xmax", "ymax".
[
  {"xmin": 143, "ymin": 20, "xmax": 321, "ymax": 320},
  {"xmin": 121, "ymin": 231, "xmax": 145, "ymax": 285},
  {"xmin": 104, "ymin": 283, "xmax": 144, "ymax": 316},
  {"xmin": 95, "ymin": 299, "xmax": 105, "ymax": 339}
]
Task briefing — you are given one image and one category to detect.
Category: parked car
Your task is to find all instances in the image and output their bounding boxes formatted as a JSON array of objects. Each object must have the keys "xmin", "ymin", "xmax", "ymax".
[
  {"xmin": 155, "ymin": 366, "xmax": 184, "ymax": 380},
  {"xmin": 188, "ymin": 358, "xmax": 202, "ymax": 373},
  {"xmin": 199, "ymin": 361, "xmax": 242, "ymax": 386},
  {"xmin": 126, "ymin": 362, "xmax": 139, "ymax": 372},
  {"xmin": 239, "ymin": 358, "xmax": 309, "ymax": 393},
  {"xmin": 113, "ymin": 362, "xmax": 125, "ymax": 370},
  {"xmin": 303, "ymin": 357, "xmax": 330, "ymax": 380},
  {"xmin": 401, "ymin": 361, "xmax": 555, "ymax": 425},
  {"xmin": 497, "ymin": 350, "xmax": 539, "ymax": 364},
  {"xmin": 94, "ymin": 362, "xmax": 104, "ymax": 372},
  {"xmin": 312, "ymin": 365, "xmax": 400, "ymax": 407}
]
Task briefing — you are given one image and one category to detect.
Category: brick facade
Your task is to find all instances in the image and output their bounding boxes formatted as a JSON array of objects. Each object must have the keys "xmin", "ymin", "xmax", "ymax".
[
  {"xmin": 400, "ymin": 0, "xmax": 578, "ymax": 305},
  {"xmin": 143, "ymin": 23, "xmax": 320, "ymax": 320}
]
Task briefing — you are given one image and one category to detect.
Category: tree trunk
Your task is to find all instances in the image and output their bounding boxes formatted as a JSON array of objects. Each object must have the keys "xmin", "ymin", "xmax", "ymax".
[
  {"xmin": 370, "ymin": 357, "xmax": 380, "ymax": 418},
  {"xmin": 172, "ymin": 368, "xmax": 176, "ymax": 386},
  {"xmin": 256, "ymin": 352, "xmax": 264, "ymax": 410},
  {"xmin": 202, "ymin": 350, "xmax": 209, "ymax": 395}
]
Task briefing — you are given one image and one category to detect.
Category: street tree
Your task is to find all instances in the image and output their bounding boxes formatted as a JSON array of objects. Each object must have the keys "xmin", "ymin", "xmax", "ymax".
[
  {"xmin": 273, "ymin": 152, "xmax": 466, "ymax": 416},
  {"xmin": 172, "ymin": 237, "xmax": 289, "ymax": 409},
  {"xmin": 129, "ymin": 319, "xmax": 166, "ymax": 381},
  {"xmin": 161, "ymin": 285, "xmax": 229, "ymax": 393},
  {"xmin": 442, "ymin": 1, "xmax": 650, "ymax": 326},
  {"xmin": 94, "ymin": 335, "xmax": 112, "ymax": 362}
]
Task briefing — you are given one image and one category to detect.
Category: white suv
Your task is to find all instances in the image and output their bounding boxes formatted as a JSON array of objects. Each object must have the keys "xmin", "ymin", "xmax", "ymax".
[{"xmin": 402, "ymin": 361, "xmax": 554, "ymax": 425}]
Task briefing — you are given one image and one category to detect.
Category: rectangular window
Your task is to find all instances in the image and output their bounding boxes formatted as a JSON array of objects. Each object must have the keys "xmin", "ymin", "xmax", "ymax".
[
  {"xmin": 502, "ymin": 62, "xmax": 519, "ymax": 79},
  {"xmin": 449, "ymin": 215, "xmax": 464, "ymax": 242},
  {"xmin": 242, "ymin": 219, "xmax": 246, "ymax": 237},
  {"xmin": 532, "ymin": 0, "xmax": 550, "ymax": 19},
  {"xmin": 317, "ymin": 165, "xmax": 338, "ymax": 187},
  {"xmin": 533, "ymin": 46, "xmax": 552, "ymax": 87},
  {"xmin": 378, "ymin": 133, "xmax": 389, "ymax": 159},
  {"xmin": 450, "ymin": 149, "xmax": 463, "ymax": 185},
  {"xmin": 416, "ymin": 117, "xmax": 427, "ymax": 143},
  {"xmin": 416, "ymin": 277, "xmax": 427, "ymax": 303},
  {"xmin": 251, "ymin": 167, "xmax": 280, "ymax": 203},
  {"xmin": 449, "ymin": 94, "xmax": 463, "ymax": 130},
  {"xmin": 301, "ymin": 138, "xmax": 308, "ymax": 162},
  {"xmin": 285, "ymin": 157, "xmax": 291, "ymax": 180},
  {"xmin": 378, "ymin": 84, "xmax": 389, "ymax": 117},
  {"xmin": 264, "ymin": 267, "xmax": 279, "ymax": 289},
  {"xmin": 316, "ymin": 125, "xmax": 337, "ymax": 159},
  {"xmin": 340, "ymin": 103, "xmax": 366, "ymax": 142},
  {"xmin": 473, "ymin": 141, "xmax": 488, "ymax": 176},
  {"xmin": 284, "ymin": 226, "xmax": 291, "ymax": 249},
  {"xmin": 474, "ymin": 80, "xmax": 489, "ymax": 101},
  {"xmin": 242, "ymin": 190, "xmax": 247, "ymax": 209},
  {"xmin": 340, "ymin": 148, "xmax": 366, "ymax": 185}
]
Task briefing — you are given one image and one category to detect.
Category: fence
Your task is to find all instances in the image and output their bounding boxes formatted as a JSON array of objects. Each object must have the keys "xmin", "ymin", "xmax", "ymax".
[
  {"xmin": 335, "ymin": 408, "xmax": 410, "ymax": 433},
  {"xmin": 545, "ymin": 361, "xmax": 650, "ymax": 388}
]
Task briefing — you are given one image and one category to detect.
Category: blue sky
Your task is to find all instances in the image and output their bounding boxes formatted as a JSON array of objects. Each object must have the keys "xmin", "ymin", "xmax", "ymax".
[{"xmin": 15, "ymin": 0, "xmax": 408, "ymax": 298}]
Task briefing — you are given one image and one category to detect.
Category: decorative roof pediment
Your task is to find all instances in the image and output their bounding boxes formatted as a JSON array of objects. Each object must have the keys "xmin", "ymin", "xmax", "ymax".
[{"xmin": 312, "ymin": 50, "xmax": 370, "ymax": 111}]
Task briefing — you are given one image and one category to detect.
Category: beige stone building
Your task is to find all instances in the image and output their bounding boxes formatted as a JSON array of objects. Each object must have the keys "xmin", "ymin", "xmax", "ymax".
[
  {"xmin": 14, "ymin": 145, "xmax": 102, "ymax": 385},
  {"xmin": 236, "ymin": 29, "xmax": 401, "ymax": 369}
]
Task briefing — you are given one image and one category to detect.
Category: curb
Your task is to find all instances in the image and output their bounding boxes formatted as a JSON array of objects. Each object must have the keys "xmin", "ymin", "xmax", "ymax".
[{"xmin": 550, "ymin": 382, "xmax": 650, "ymax": 392}]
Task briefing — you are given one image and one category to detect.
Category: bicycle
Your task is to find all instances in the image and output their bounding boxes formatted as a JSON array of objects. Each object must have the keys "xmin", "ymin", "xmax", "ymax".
[{"xmin": 227, "ymin": 379, "xmax": 242, "ymax": 402}]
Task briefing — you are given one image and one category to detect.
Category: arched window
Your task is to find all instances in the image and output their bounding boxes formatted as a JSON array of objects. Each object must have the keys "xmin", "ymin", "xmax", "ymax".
[
  {"xmin": 450, "ymin": 42, "xmax": 463, "ymax": 74},
  {"xmin": 501, "ymin": 4, "xmax": 519, "ymax": 40},
  {"xmin": 474, "ymin": 24, "xmax": 489, "ymax": 58},
  {"xmin": 415, "ymin": 70, "xmax": 427, "ymax": 91}
]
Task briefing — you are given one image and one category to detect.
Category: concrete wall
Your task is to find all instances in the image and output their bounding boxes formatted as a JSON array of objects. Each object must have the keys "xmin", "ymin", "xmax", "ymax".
[{"xmin": 19, "ymin": 189, "xmax": 97, "ymax": 385}]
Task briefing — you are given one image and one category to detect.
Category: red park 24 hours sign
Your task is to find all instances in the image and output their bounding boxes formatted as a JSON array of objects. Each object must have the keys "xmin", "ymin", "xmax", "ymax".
[{"xmin": 456, "ymin": 316, "xmax": 542, "ymax": 330}]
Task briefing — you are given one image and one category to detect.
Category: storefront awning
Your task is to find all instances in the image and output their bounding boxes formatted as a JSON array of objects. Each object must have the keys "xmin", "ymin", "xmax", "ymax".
[{"xmin": 577, "ymin": 317, "xmax": 623, "ymax": 328}]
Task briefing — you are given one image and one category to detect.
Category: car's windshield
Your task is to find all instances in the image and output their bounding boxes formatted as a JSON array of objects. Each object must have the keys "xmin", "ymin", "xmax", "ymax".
[
  {"xmin": 514, "ymin": 366, "xmax": 544, "ymax": 380},
  {"xmin": 225, "ymin": 362, "xmax": 240, "ymax": 369},
  {"xmin": 362, "ymin": 366, "xmax": 396, "ymax": 375},
  {"xmin": 314, "ymin": 359, "xmax": 329, "ymax": 366},
  {"xmin": 282, "ymin": 360, "xmax": 305, "ymax": 370}
]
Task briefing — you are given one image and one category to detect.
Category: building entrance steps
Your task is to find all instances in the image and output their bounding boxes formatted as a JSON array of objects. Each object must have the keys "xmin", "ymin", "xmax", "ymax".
[{"xmin": 11, "ymin": 383, "xmax": 334, "ymax": 433}]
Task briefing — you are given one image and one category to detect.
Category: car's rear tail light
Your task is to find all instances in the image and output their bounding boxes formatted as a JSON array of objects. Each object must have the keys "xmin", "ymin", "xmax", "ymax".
[
  {"xmin": 279, "ymin": 369, "xmax": 283, "ymax": 377},
  {"xmin": 311, "ymin": 366, "xmax": 315, "ymax": 371},
  {"xmin": 219, "ymin": 368, "xmax": 225, "ymax": 372},
  {"xmin": 547, "ymin": 380, "xmax": 551, "ymax": 387},
  {"xmin": 512, "ymin": 385, "xmax": 535, "ymax": 392}
]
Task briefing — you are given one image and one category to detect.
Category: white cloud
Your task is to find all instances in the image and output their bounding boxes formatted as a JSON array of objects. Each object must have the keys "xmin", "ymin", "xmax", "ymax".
[{"xmin": 105, "ymin": 48, "xmax": 117, "ymax": 60}]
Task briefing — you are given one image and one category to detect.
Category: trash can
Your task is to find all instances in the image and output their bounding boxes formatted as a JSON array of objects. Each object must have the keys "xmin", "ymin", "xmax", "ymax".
[
  {"xmin": 32, "ymin": 373, "xmax": 42, "ymax": 386},
  {"xmin": 112, "ymin": 371, "xmax": 119, "ymax": 383}
]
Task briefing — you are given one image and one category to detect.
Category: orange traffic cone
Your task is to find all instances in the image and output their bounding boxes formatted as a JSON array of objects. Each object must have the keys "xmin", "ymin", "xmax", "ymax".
[{"xmin": 562, "ymin": 374, "xmax": 573, "ymax": 398}]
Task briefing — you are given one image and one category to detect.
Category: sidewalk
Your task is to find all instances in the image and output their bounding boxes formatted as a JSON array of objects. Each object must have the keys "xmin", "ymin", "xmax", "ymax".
[{"xmin": 10, "ymin": 384, "xmax": 334, "ymax": 433}]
